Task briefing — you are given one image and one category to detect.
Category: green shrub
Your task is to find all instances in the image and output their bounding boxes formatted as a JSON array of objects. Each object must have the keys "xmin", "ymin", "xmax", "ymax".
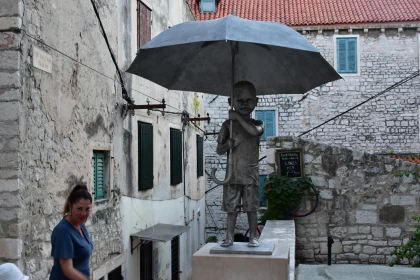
[
  {"xmin": 205, "ymin": 236, "xmax": 218, "ymax": 243},
  {"xmin": 390, "ymin": 215, "xmax": 420, "ymax": 267},
  {"xmin": 262, "ymin": 174, "xmax": 317, "ymax": 220}
]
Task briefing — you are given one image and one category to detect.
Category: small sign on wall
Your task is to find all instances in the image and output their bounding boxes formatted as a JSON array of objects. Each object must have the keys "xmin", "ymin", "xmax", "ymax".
[
  {"xmin": 33, "ymin": 46, "xmax": 52, "ymax": 73},
  {"xmin": 276, "ymin": 149, "xmax": 304, "ymax": 178}
]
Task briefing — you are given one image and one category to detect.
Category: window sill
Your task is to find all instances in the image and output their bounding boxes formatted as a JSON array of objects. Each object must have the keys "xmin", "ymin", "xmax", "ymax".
[{"xmin": 94, "ymin": 198, "xmax": 109, "ymax": 205}]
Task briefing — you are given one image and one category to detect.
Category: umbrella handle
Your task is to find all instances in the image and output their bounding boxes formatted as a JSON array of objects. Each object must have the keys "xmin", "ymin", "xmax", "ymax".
[{"xmin": 210, "ymin": 152, "xmax": 233, "ymax": 185}]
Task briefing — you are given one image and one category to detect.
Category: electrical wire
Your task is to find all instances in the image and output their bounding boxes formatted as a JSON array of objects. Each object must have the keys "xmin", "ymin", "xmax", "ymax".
[
  {"xmin": 298, "ymin": 70, "xmax": 420, "ymax": 137},
  {"xmin": 90, "ymin": 0, "xmax": 133, "ymax": 104},
  {"xmin": 21, "ymin": 31, "xmax": 199, "ymax": 117}
]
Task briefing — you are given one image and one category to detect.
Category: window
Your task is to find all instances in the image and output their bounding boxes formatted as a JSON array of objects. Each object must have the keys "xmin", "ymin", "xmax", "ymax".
[
  {"xmin": 335, "ymin": 36, "xmax": 358, "ymax": 74},
  {"xmin": 259, "ymin": 175, "xmax": 268, "ymax": 207},
  {"xmin": 200, "ymin": 0, "xmax": 217, "ymax": 13},
  {"xmin": 197, "ymin": 135, "xmax": 204, "ymax": 177},
  {"xmin": 108, "ymin": 266, "xmax": 123, "ymax": 280},
  {"xmin": 170, "ymin": 128, "xmax": 183, "ymax": 185},
  {"xmin": 137, "ymin": 1, "xmax": 151, "ymax": 48},
  {"xmin": 93, "ymin": 151, "xmax": 106, "ymax": 200},
  {"xmin": 140, "ymin": 241, "xmax": 153, "ymax": 280},
  {"xmin": 255, "ymin": 110, "xmax": 276, "ymax": 141},
  {"xmin": 138, "ymin": 122, "xmax": 154, "ymax": 190},
  {"xmin": 171, "ymin": 236, "xmax": 180, "ymax": 280}
]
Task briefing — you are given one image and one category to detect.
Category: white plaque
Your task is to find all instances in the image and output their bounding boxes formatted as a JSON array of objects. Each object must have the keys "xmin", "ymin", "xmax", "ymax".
[{"xmin": 33, "ymin": 46, "xmax": 52, "ymax": 73}]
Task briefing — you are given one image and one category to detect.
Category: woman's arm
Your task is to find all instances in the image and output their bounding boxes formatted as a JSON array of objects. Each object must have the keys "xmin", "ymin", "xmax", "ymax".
[{"xmin": 59, "ymin": 259, "xmax": 89, "ymax": 280}]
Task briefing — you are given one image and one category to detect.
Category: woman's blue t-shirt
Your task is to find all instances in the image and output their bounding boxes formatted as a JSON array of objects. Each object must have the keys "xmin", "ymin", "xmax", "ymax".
[{"xmin": 49, "ymin": 218, "xmax": 93, "ymax": 279}]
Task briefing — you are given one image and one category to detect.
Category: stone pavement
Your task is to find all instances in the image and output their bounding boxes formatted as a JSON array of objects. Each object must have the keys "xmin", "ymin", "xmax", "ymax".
[{"xmin": 296, "ymin": 264, "xmax": 420, "ymax": 280}]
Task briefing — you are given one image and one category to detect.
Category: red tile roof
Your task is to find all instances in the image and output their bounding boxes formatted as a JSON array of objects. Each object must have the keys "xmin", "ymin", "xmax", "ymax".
[{"xmin": 188, "ymin": 0, "xmax": 420, "ymax": 26}]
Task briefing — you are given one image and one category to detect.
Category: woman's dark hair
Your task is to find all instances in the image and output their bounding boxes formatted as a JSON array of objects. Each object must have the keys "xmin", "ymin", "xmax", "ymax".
[{"xmin": 63, "ymin": 185, "xmax": 93, "ymax": 215}]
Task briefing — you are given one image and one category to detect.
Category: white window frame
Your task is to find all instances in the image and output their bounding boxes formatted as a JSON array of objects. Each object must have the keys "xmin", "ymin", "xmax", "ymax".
[
  {"xmin": 333, "ymin": 34, "xmax": 361, "ymax": 76},
  {"xmin": 252, "ymin": 107, "xmax": 279, "ymax": 141}
]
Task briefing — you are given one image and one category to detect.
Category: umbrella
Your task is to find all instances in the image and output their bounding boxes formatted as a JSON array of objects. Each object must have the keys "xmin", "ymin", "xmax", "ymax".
[{"xmin": 127, "ymin": 15, "xmax": 341, "ymax": 184}]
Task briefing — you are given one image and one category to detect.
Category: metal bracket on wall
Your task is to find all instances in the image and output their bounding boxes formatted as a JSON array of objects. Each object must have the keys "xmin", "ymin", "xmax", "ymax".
[
  {"xmin": 186, "ymin": 113, "xmax": 211, "ymax": 126},
  {"xmin": 126, "ymin": 98, "xmax": 166, "ymax": 116},
  {"xmin": 130, "ymin": 236, "xmax": 150, "ymax": 254},
  {"xmin": 204, "ymin": 129, "xmax": 218, "ymax": 140}
]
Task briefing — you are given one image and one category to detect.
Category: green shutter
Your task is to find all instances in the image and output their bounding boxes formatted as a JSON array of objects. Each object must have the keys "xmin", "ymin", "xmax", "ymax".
[
  {"xmin": 255, "ymin": 110, "xmax": 276, "ymax": 141},
  {"xmin": 197, "ymin": 135, "xmax": 204, "ymax": 177},
  {"xmin": 138, "ymin": 122, "xmax": 154, "ymax": 190},
  {"xmin": 170, "ymin": 129, "xmax": 183, "ymax": 185},
  {"xmin": 93, "ymin": 151, "xmax": 105, "ymax": 199},
  {"xmin": 337, "ymin": 37, "xmax": 357, "ymax": 73},
  {"xmin": 259, "ymin": 175, "xmax": 267, "ymax": 207}
]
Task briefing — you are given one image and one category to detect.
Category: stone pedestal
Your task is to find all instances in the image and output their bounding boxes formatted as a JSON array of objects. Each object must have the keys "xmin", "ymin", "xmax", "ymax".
[{"xmin": 192, "ymin": 241, "xmax": 290, "ymax": 280}]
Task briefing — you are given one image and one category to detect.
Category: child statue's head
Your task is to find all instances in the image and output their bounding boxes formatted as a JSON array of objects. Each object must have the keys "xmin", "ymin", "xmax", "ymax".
[{"xmin": 229, "ymin": 81, "xmax": 258, "ymax": 116}]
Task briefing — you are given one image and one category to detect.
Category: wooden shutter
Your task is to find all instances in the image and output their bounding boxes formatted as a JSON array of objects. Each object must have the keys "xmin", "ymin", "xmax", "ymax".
[
  {"xmin": 138, "ymin": 122, "xmax": 154, "ymax": 190},
  {"xmin": 259, "ymin": 175, "xmax": 267, "ymax": 207},
  {"xmin": 337, "ymin": 37, "xmax": 357, "ymax": 73},
  {"xmin": 138, "ymin": 1, "xmax": 152, "ymax": 48},
  {"xmin": 170, "ymin": 129, "xmax": 182, "ymax": 185},
  {"xmin": 197, "ymin": 135, "xmax": 204, "ymax": 177},
  {"xmin": 255, "ymin": 110, "xmax": 275, "ymax": 141},
  {"xmin": 93, "ymin": 151, "xmax": 105, "ymax": 199}
]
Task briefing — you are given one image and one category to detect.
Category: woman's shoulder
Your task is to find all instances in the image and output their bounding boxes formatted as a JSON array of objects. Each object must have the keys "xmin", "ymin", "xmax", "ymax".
[{"xmin": 52, "ymin": 218, "xmax": 72, "ymax": 234}]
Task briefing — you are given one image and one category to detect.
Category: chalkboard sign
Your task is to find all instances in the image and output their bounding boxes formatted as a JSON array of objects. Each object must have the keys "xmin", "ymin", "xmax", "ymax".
[{"xmin": 276, "ymin": 150, "xmax": 304, "ymax": 178}]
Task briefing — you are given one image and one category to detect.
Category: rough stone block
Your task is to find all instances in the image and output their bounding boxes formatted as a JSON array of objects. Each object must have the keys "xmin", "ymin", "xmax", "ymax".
[
  {"xmin": 356, "ymin": 210, "xmax": 377, "ymax": 224},
  {"xmin": 368, "ymin": 240, "xmax": 387, "ymax": 246},
  {"xmin": 330, "ymin": 227, "xmax": 347, "ymax": 238},
  {"xmin": 320, "ymin": 241, "xmax": 342, "ymax": 254},
  {"xmin": 369, "ymin": 255, "xmax": 385, "ymax": 263},
  {"xmin": 0, "ymin": 0, "xmax": 22, "ymax": 17},
  {"xmin": 388, "ymin": 240, "xmax": 402, "ymax": 246},
  {"xmin": 379, "ymin": 205, "xmax": 405, "ymax": 223},
  {"xmin": 359, "ymin": 253, "xmax": 369, "ymax": 262},
  {"xmin": 0, "ymin": 207, "xmax": 21, "ymax": 221},
  {"xmin": 377, "ymin": 247, "xmax": 395, "ymax": 254},
  {"xmin": 0, "ymin": 17, "xmax": 22, "ymax": 31},
  {"xmin": 0, "ymin": 32, "xmax": 21, "ymax": 49},
  {"xmin": 0, "ymin": 151, "xmax": 18, "ymax": 168},
  {"xmin": 0, "ymin": 88, "xmax": 20, "ymax": 101},
  {"xmin": 386, "ymin": 227, "xmax": 401, "ymax": 238},
  {"xmin": 371, "ymin": 227, "xmax": 383, "ymax": 238},
  {"xmin": 0, "ymin": 50, "xmax": 20, "ymax": 70},
  {"xmin": 358, "ymin": 226, "xmax": 371, "ymax": 234},
  {"xmin": 391, "ymin": 195, "xmax": 416, "ymax": 205},
  {"xmin": 0, "ymin": 178, "xmax": 19, "ymax": 191},
  {"xmin": 362, "ymin": 245, "xmax": 376, "ymax": 254},
  {"xmin": 0, "ymin": 191, "xmax": 20, "ymax": 207},
  {"xmin": 353, "ymin": 244, "xmax": 362, "ymax": 254},
  {"xmin": 0, "ymin": 71, "xmax": 20, "ymax": 88},
  {"xmin": 297, "ymin": 249, "xmax": 314, "ymax": 259},
  {"xmin": 0, "ymin": 101, "xmax": 19, "ymax": 121},
  {"xmin": 0, "ymin": 238, "xmax": 22, "ymax": 259}
]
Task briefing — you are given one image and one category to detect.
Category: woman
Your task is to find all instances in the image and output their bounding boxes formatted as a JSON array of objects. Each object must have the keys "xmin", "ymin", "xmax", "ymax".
[{"xmin": 49, "ymin": 185, "xmax": 94, "ymax": 280}]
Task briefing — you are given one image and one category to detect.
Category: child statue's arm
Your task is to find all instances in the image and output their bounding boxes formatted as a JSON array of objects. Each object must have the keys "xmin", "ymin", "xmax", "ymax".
[{"xmin": 229, "ymin": 110, "xmax": 264, "ymax": 137}]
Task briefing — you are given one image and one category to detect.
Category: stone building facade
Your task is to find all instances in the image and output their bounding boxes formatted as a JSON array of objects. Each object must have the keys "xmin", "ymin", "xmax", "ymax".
[
  {"xmin": 204, "ymin": 25, "xmax": 420, "ymax": 243},
  {"xmin": 0, "ymin": 0, "xmax": 205, "ymax": 279},
  {"xmin": 266, "ymin": 136, "xmax": 420, "ymax": 264}
]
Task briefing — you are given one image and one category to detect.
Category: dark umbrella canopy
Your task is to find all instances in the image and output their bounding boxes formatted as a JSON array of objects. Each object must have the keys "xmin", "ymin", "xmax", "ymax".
[{"xmin": 127, "ymin": 15, "xmax": 341, "ymax": 96}]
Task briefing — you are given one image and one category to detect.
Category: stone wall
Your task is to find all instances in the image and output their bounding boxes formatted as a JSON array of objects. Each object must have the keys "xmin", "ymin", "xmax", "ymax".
[
  {"xmin": 266, "ymin": 136, "xmax": 420, "ymax": 264},
  {"xmin": 0, "ymin": 0, "xmax": 123, "ymax": 278},
  {"xmin": 204, "ymin": 27, "xmax": 420, "ymax": 242}
]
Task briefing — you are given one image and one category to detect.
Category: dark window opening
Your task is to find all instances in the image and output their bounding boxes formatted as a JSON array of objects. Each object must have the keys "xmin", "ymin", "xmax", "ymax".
[
  {"xmin": 138, "ymin": 122, "xmax": 154, "ymax": 190},
  {"xmin": 108, "ymin": 265, "xmax": 123, "ymax": 280},
  {"xmin": 170, "ymin": 128, "xmax": 182, "ymax": 185},
  {"xmin": 171, "ymin": 236, "xmax": 180, "ymax": 280},
  {"xmin": 140, "ymin": 241, "xmax": 153, "ymax": 280}
]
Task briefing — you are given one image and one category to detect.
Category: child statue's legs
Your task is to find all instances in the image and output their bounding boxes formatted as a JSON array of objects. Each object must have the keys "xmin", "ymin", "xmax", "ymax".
[
  {"xmin": 247, "ymin": 211, "xmax": 259, "ymax": 247},
  {"xmin": 220, "ymin": 211, "xmax": 237, "ymax": 247}
]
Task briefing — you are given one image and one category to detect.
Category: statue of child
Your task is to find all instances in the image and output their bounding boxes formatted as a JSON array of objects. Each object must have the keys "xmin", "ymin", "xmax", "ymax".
[{"xmin": 216, "ymin": 81, "xmax": 264, "ymax": 247}]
